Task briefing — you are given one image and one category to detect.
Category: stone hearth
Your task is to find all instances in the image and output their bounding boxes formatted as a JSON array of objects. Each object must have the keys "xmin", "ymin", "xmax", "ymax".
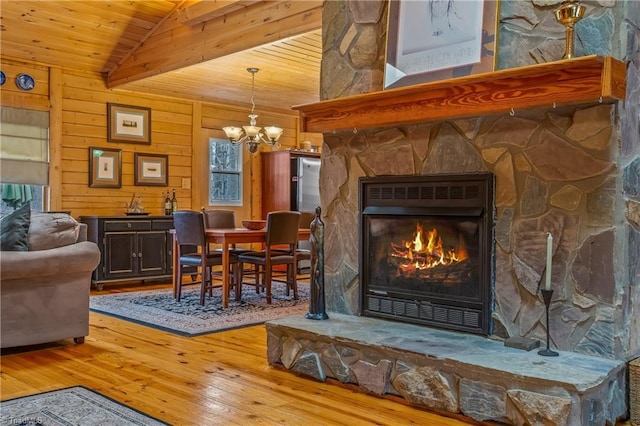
[{"xmin": 266, "ymin": 314, "xmax": 626, "ymax": 425}]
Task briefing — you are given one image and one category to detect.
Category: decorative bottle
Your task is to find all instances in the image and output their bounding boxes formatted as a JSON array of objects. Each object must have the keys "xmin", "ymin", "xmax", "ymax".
[
  {"xmin": 171, "ymin": 189, "xmax": 178, "ymax": 214},
  {"xmin": 164, "ymin": 192, "xmax": 172, "ymax": 216}
]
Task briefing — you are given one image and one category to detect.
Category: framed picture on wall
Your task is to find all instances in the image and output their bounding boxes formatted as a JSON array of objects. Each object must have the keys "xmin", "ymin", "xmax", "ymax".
[
  {"xmin": 107, "ymin": 103, "xmax": 151, "ymax": 144},
  {"xmin": 89, "ymin": 147, "xmax": 122, "ymax": 188},
  {"xmin": 134, "ymin": 153, "xmax": 168, "ymax": 186},
  {"xmin": 384, "ymin": 0, "xmax": 498, "ymax": 89}
]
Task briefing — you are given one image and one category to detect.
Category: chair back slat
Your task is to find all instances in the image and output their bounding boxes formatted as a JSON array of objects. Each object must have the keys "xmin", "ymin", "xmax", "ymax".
[
  {"xmin": 173, "ymin": 211, "xmax": 207, "ymax": 248},
  {"xmin": 202, "ymin": 209, "xmax": 236, "ymax": 229},
  {"xmin": 265, "ymin": 211, "xmax": 301, "ymax": 246}
]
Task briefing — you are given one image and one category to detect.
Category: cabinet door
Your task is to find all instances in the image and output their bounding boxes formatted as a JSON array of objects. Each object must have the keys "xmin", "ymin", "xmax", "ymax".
[
  {"xmin": 137, "ymin": 231, "xmax": 167, "ymax": 275},
  {"xmin": 104, "ymin": 232, "xmax": 137, "ymax": 279}
]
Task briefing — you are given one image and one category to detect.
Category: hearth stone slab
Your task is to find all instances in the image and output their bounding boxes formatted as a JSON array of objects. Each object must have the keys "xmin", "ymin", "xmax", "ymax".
[{"xmin": 266, "ymin": 313, "xmax": 627, "ymax": 425}]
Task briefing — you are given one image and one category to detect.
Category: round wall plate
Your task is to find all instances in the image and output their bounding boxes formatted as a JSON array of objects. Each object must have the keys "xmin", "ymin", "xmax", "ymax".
[
  {"xmin": 16, "ymin": 73, "xmax": 35, "ymax": 91},
  {"xmin": 0, "ymin": 71, "xmax": 5, "ymax": 86}
]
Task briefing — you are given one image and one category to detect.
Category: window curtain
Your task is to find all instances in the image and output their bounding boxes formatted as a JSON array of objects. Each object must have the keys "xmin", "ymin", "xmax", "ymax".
[{"xmin": 0, "ymin": 106, "xmax": 50, "ymax": 185}]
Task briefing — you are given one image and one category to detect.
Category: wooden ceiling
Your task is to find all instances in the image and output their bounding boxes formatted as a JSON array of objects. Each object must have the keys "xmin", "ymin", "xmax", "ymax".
[{"xmin": 0, "ymin": 0, "xmax": 323, "ymax": 112}]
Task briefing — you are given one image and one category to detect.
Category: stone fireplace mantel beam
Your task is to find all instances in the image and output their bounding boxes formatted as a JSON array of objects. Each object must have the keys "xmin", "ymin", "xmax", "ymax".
[{"xmin": 293, "ymin": 55, "xmax": 626, "ymax": 134}]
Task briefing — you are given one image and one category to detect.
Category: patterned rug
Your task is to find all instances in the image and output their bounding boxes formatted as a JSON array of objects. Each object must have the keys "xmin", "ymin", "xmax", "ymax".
[
  {"xmin": 90, "ymin": 281, "xmax": 310, "ymax": 337},
  {"xmin": 0, "ymin": 386, "xmax": 168, "ymax": 425}
]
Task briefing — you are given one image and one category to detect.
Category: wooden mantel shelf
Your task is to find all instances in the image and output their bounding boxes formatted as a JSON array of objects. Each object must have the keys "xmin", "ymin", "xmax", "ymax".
[{"xmin": 293, "ymin": 55, "xmax": 626, "ymax": 134}]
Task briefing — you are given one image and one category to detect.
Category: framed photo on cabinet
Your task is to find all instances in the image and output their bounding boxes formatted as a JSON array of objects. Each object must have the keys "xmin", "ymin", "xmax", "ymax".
[
  {"xmin": 89, "ymin": 147, "xmax": 122, "ymax": 188},
  {"xmin": 134, "ymin": 153, "xmax": 168, "ymax": 186},
  {"xmin": 107, "ymin": 103, "xmax": 151, "ymax": 144},
  {"xmin": 384, "ymin": 0, "xmax": 498, "ymax": 89}
]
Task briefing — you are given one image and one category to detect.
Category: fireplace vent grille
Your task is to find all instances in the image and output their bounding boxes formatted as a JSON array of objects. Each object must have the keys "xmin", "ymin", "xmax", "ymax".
[
  {"xmin": 368, "ymin": 184, "xmax": 482, "ymax": 202},
  {"xmin": 366, "ymin": 295, "xmax": 483, "ymax": 332}
]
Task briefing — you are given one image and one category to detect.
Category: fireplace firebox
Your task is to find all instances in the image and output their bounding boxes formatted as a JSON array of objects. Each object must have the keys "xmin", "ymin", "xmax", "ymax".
[{"xmin": 359, "ymin": 173, "xmax": 494, "ymax": 335}]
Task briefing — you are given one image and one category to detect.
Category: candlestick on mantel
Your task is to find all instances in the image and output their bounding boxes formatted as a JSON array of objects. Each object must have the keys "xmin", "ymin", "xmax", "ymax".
[{"xmin": 545, "ymin": 232, "xmax": 553, "ymax": 291}]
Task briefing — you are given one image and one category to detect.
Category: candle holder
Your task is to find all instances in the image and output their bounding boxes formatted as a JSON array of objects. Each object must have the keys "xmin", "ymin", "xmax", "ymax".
[
  {"xmin": 554, "ymin": 0, "xmax": 586, "ymax": 60},
  {"xmin": 538, "ymin": 289, "xmax": 559, "ymax": 357}
]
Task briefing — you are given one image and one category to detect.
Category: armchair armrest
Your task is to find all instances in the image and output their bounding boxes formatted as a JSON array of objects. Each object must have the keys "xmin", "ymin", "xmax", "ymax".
[{"xmin": 0, "ymin": 241, "xmax": 100, "ymax": 280}]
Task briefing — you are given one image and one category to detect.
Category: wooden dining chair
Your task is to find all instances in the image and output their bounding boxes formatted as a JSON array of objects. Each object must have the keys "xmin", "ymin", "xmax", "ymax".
[
  {"xmin": 237, "ymin": 211, "xmax": 301, "ymax": 304},
  {"xmin": 201, "ymin": 208, "xmax": 248, "ymax": 298},
  {"xmin": 173, "ymin": 210, "xmax": 226, "ymax": 305}
]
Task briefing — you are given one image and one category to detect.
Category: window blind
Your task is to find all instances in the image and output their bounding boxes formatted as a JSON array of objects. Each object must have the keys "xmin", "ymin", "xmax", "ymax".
[{"xmin": 0, "ymin": 107, "xmax": 50, "ymax": 185}]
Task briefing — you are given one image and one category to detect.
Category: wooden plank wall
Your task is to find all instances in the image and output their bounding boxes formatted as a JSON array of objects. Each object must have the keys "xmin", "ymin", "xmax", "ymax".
[{"xmin": 1, "ymin": 56, "xmax": 320, "ymax": 221}]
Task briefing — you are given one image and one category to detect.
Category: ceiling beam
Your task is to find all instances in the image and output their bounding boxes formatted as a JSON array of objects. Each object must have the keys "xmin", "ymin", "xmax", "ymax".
[
  {"xmin": 176, "ymin": 0, "xmax": 261, "ymax": 26},
  {"xmin": 107, "ymin": 0, "xmax": 322, "ymax": 88}
]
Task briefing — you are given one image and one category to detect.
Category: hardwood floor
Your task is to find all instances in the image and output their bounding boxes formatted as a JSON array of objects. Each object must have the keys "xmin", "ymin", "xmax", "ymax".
[{"xmin": 0, "ymin": 282, "xmax": 480, "ymax": 425}]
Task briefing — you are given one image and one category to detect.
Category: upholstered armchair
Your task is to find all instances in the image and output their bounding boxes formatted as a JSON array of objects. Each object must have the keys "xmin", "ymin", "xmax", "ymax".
[{"xmin": 0, "ymin": 208, "xmax": 101, "ymax": 348}]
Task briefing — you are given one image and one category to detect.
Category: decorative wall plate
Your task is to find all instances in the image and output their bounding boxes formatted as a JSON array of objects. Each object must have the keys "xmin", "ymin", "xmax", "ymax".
[
  {"xmin": 16, "ymin": 73, "xmax": 35, "ymax": 91},
  {"xmin": 0, "ymin": 71, "xmax": 5, "ymax": 86}
]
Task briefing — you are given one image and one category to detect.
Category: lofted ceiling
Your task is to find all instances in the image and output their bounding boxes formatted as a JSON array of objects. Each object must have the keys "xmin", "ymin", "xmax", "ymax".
[{"xmin": 0, "ymin": 0, "xmax": 322, "ymax": 112}]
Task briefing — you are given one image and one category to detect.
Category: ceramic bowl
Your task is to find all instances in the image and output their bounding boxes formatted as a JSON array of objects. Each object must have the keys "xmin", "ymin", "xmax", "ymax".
[{"xmin": 242, "ymin": 220, "xmax": 267, "ymax": 230}]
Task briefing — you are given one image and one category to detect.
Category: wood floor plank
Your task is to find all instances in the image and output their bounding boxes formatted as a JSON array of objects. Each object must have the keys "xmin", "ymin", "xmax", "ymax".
[{"xmin": 0, "ymin": 283, "xmax": 478, "ymax": 425}]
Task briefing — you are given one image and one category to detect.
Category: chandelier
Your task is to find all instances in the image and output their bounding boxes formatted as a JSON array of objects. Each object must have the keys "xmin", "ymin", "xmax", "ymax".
[{"xmin": 222, "ymin": 67, "xmax": 283, "ymax": 154}]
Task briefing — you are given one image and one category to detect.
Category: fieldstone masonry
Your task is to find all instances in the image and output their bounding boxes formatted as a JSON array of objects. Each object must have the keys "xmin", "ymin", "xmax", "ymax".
[{"xmin": 268, "ymin": 1, "xmax": 640, "ymax": 424}]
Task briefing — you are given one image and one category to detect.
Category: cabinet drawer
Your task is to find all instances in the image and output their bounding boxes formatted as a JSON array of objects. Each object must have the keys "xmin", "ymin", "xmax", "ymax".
[
  {"xmin": 152, "ymin": 219, "xmax": 174, "ymax": 231},
  {"xmin": 104, "ymin": 220, "xmax": 151, "ymax": 232}
]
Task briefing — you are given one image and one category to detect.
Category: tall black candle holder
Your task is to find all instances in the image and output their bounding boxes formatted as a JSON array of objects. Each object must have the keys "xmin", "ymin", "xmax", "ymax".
[{"xmin": 538, "ymin": 289, "xmax": 559, "ymax": 357}]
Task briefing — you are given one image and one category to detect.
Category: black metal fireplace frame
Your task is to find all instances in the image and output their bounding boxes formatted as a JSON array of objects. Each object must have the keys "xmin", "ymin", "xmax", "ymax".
[{"xmin": 358, "ymin": 173, "xmax": 495, "ymax": 335}]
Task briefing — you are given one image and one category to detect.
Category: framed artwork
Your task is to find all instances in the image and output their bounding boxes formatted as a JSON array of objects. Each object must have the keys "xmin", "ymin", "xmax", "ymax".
[
  {"xmin": 134, "ymin": 153, "xmax": 168, "ymax": 186},
  {"xmin": 89, "ymin": 147, "xmax": 122, "ymax": 188},
  {"xmin": 107, "ymin": 103, "xmax": 151, "ymax": 144},
  {"xmin": 384, "ymin": 0, "xmax": 498, "ymax": 89}
]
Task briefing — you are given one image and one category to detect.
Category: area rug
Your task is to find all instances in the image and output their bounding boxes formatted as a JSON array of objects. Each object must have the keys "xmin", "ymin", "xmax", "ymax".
[
  {"xmin": 0, "ymin": 386, "xmax": 168, "ymax": 425},
  {"xmin": 90, "ymin": 281, "xmax": 310, "ymax": 337}
]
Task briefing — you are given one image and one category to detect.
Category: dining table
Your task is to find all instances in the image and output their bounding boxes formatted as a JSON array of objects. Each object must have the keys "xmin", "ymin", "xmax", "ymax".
[{"xmin": 171, "ymin": 227, "xmax": 311, "ymax": 308}]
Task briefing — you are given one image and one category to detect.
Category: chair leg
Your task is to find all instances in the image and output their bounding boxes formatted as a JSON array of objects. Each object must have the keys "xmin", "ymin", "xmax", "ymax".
[
  {"xmin": 290, "ymin": 263, "xmax": 298, "ymax": 300},
  {"xmin": 200, "ymin": 266, "xmax": 209, "ymax": 306},
  {"xmin": 265, "ymin": 264, "xmax": 272, "ymax": 304},
  {"xmin": 253, "ymin": 265, "xmax": 260, "ymax": 293},
  {"xmin": 234, "ymin": 263, "xmax": 242, "ymax": 301},
  {"xmin": 176, "ymin": 263, "xmax": 183, "ymax": 302}
]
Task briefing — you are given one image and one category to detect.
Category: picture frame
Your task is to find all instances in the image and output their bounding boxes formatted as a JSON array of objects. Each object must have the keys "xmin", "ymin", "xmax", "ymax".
[
  {"xmin": 384, "ymin": 0, "xmax": 498, "ymax": 90},
  {"xmin": 107, "ymin": 103, "xmax": 151, "ymax": 144},
  {"xmin": 134, "ymin": 153, "xmax": 168, "ymax": 186},
  {"xmin": 89, "ymin": 147, "xmax": 122, "ymax": 188}
]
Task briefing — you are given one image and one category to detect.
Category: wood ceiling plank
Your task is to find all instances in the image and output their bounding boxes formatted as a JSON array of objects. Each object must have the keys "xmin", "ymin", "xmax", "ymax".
[{"xmin": 108, "ymin": 0, "xmax": 322, "ymax": 86}]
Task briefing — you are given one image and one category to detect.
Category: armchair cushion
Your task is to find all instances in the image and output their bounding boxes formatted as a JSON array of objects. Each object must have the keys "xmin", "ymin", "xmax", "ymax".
[
  {"xmin": 28, "ymin": 212, "xmax": 80, "ymax": 251},
  {"xmin": 0, "ymin": 203, "xmax": 31, "ymax": 251}
]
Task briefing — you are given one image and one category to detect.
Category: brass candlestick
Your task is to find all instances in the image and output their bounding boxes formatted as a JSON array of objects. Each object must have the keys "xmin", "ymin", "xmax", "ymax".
[{"xmin": 554, "ymin": 0, "xmax": 586, "ymax": 60}]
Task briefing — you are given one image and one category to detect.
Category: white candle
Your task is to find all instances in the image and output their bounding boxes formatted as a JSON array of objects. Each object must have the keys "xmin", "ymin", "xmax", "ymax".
[{"xmin": 545, "ymin": 232, "xmax": 553, "ymax": 291}]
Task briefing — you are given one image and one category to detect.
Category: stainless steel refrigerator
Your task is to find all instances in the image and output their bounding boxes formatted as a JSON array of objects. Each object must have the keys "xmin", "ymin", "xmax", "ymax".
[{"xmin": 291, "ymin": 156, "xmax": 321, "ymax": 213}]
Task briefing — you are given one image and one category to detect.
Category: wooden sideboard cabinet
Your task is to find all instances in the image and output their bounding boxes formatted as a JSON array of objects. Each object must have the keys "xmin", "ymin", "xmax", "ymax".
[{"xmin": 80, "ymin": 215, "xmax": 175, "ymax": 290}]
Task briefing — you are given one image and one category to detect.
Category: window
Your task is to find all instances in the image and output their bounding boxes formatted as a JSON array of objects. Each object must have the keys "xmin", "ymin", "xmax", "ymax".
[{"xmin": 209, "ymin": 138, "xmax": 242, "ymax": 206}]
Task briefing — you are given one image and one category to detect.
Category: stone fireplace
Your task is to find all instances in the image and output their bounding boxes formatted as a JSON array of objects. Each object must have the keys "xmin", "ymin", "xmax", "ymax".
[
  {"xmin": 266, "ymin": 1, "xmax": 639, "ymax": 424},
  {"xmin": 359, "ymin": 173, "xmax": 494, "ymax": 335}
]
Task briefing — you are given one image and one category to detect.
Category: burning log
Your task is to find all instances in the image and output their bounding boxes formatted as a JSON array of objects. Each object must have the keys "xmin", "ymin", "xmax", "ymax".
[{"xmin": 389, "ymin": 257, "xmax": 473, "ymax": 284}]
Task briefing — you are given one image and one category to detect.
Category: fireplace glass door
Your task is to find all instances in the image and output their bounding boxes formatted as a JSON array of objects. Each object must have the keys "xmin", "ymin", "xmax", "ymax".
[{"xmin": 366, "ymin": 215, "xmax": 481, "ymax": 302}]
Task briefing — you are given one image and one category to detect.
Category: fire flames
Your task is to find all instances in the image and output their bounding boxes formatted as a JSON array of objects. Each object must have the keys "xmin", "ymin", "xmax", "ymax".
[{"xmin": 391, "ymin": 224, "xmax": 468, "ymax": 272}]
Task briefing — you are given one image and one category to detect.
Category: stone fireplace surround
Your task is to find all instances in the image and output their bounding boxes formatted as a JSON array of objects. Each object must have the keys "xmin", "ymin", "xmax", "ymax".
[
  {"xmin": 266, "ymin": 1, "xmax": 639, "ymax": 425},
  {"xmin": 266, "ymin": 103, "xmax": 632, "ymax": 425}
]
